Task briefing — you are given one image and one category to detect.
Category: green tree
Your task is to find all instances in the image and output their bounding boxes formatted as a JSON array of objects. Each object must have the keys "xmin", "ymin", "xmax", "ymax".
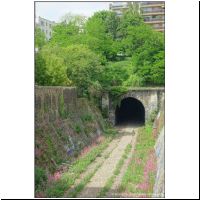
[
  {"xmin": 84, "ymin": 11, "xmax": 119, "ymax": 61},
  {"xmin": 131, "ymin": 30, "xmax": 164, "ymax": 85},
  {"xmin": 64, "ymin": 44, "xmax": 102, "ymax": 96},
  {"xmin": 49, "ymin": 13, "xmax": 86, "ymax": 47},
  {"xmin": 35, "ymin": 52, "xmax": 50, "ymax": 85},
  {"xmin": 150, "ymin": 51, "xmax": 165, "ymax": 85},
  {"xmin": 118, "ymin": 3, "xmax": 143, "ymax": 38},
  {"xmin": 60, "ymin": 12, "xmax": 86, "ymax": 27},
  {"xmin": 88, "ymin": 11, "xmax": 120, "ymax": 39},
  {"xmin": 117, "ymin": 5, "xmax": 165, "ymax": 86},
  {"xmin": 99, "ymin": 60, "xmax": 132, "ymax": 88},
  {"xmin": 121, "ymin": 24, "xmax": 155, "ymax": 56},
  {"xmin": 44, "ymin": 54, "xmax": 71, "ymax": 86},
  {"xmin": 35, "ymin": 8, "xmax": 165, "ymax": 89},
  {"xmin": 35, "ymin": 27, "xmax": 46, "ymax": 49},
  {"xmin": 36, "ymin": 46, "xmax": 71, "ymax": 86},
  {"xmin": 50, "ymin": 23, "xmax": 80, "ymax": 47},
  {"xmin": 123, "ymin": 74, "xmax": 144, "ymax": 87}
]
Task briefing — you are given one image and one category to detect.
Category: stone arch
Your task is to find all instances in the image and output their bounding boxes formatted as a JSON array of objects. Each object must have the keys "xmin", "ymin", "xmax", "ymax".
[
  {"xmin": 107, "ymin": 89, "xmax": 163, "ymax": 125},
  {"xmin": 120, "ymin": 92, "xmax": 147, "ymax": 109},
  {"xmin": 115, "ymin": 97, "xmax": 145, "ymax": 126}
]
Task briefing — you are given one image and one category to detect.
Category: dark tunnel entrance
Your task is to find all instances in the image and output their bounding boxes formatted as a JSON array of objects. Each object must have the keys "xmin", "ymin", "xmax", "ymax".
[{"xmin": 115, "ymin": 97, "xmax": 145, "ymax": 126}]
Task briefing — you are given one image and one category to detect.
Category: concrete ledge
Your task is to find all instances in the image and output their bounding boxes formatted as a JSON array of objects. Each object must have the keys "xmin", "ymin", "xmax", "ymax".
[{"xmin": 128, "ymin": 87, "xmax": 165, "ymax": 91}]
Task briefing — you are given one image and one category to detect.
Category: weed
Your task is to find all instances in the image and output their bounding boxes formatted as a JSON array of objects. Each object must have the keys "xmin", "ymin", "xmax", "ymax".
[
  {"xmin": 67, "ymin": 163, "xmax": 101, "ymax": 198},
  {"xmin": 74, "ymin": 124, "xmax": 82, "ymax": 134},
  {"xmin": 35, "ymin": 167, "xmax": 47, "ymax": 191},
  {"xmin": 58, "ymin": 95, "xmax": 69, "ymax": 119},
  {"xmin": 98, "ymin": 143, "xmax": 132, "ymax": 197},
  {"xmin": 148, "ymin": 109, "xmax": 158, "ymax": 124},
  {"xmin": 45, "ymin": 137, "xmax": 112, "ymax": 197},
  {"xmin": 104, "ymin": 128, "xmax": 118, "ymax": 136},
  {"xmin": 46, "ymin": 179, "xmax": 70, "ymax": 197},
  {"xmin": 119, "ymin": 123, "xmax": 156, "ymax": 196},
  {"xmin": 81, "ymin": 114, "xmax": 93, "ymax": 122}
]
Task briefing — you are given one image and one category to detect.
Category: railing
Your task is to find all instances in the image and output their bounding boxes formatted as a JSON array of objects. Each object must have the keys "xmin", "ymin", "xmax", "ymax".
[
  {"xmin": 142, "ymin": 12, "xmax": 165, "ymax": 16},
  {"xmin": 141, "ymin": 1, "xmax": 164, "ymax": 6},
  {"xmin": 110, "ymin": 5, "xmax": 128, "ymax": 9},
  {"xmin": 141, "ymin": 8, "xmax": 165, "ymax": 13},
  {"xmin": 152, "ymin": 24, "xmax": 165, "ymax": 29},
  {"xmin": 144, "ymin": 17, "xmax": 165, "ymax": 22}
]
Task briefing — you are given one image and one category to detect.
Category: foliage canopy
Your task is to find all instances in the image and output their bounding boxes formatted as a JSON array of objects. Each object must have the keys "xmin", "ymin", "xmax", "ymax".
[{"xmin": 35, "ymin": 7, "xmax": 164, "ymax": 96}]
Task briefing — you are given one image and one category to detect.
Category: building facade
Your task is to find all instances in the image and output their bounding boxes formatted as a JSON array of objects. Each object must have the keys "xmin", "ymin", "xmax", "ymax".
[
  {"xmin": 109, "ymin": 2, "xmax": 132, "ymax": 17},
  {"xmin": 109, "ymin": 1, "xmax": 165, "ymax": 32},
  {"xmin": 38, "ymin": 16, "xmax": 55, "ymax": 40},
  {"xmin": 139, "ymin": 1, "xmax": 165, "ymax": 32}
]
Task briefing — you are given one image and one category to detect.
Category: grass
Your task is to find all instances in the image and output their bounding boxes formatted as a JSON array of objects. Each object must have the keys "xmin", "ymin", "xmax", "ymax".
[
  {"xmin": 45, "ymin": 136, "xmax": 113, "ymax": 197},
  {"xmin": 66, "ymin": 137, "xmax": 119, "ymax": 197},
  {"xmin": 81, "ymin": 114, "xmax": 93, "ymax": 122},
  {"xmin": 119, "ymin": 122, "xmax": 157, "ymax": 196},
  {"xmin": 73, "ymin": 124, "xmax": 82, "ymax": 134},
  {"xmin": 98, "ymin": 143, "xmax": 132, "ymax": 198},
  {"xmin": 35, "ymin": 167, "xmax": 47, "ymax": 191},
  {"xmin": 67, "ymin": 163, "xmax": 101, "ymax": 198}
]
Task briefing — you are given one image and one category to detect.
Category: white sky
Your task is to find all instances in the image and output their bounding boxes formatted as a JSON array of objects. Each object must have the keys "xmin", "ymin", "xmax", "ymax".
[{"xmin": 35, "ymin": 2, "xmax": 111, "ymax": 22}]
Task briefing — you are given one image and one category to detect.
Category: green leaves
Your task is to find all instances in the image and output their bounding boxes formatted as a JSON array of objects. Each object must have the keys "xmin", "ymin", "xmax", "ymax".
[
  {"xmin": 35, "ymin": 8, "xmax": 165, "ymax": 93},
  {"xmin": 84, "ymin": 11, "xmax": 119, "ymax": 61},
  {"xmin": 35, "ymin": 46, "xmax": 71, "ymax": 86},
  {"xmin": 35, "ymin": 167, "xmax": 47, "ymax": 191},
  {"xmin": 100, "ymin": 60, "xmax": 132, "ymax": 88},
  {"xmin": 50, "ymin": 23, "xmax": 80, "ymax": 47},
  {"xmin": 64, "ymin": 44, "xmax": 102, "ymax": 96},
  {"xmin": 35, "ymin": 27, "xmax": 46, "ymax": 49},
  {"xmin": 35, "ymin": 52, "xmax": 50, "ymax": 85}
]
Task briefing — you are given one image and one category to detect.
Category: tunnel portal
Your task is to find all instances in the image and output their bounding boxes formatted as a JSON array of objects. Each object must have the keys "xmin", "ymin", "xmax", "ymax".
[{"xmin": 115, "ymin": 97, "xmax": 145, "ymax": 126}]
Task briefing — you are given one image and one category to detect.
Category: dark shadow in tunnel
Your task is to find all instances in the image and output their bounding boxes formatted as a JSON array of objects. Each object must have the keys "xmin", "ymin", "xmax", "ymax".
[{"xmin": 115, "ymin": 97, "xmax": 145, "ymax": 126}]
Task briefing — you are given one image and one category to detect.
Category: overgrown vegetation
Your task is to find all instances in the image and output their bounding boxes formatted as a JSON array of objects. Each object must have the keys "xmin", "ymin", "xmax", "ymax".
[
  {"xmin": 35, "ymin": 3, "xmax": 165, "ymax": 197},
  {"xmin": 66, "ymin": 139, "xmax": 117, "ymax": 198},
  {"xmin": 35, "ymin": 167, "xmax": 47, "ymax": 191},
  {"xmin": 45, "ymin": 136, "xmax": 113, "ymax": 197},
  {"xmin": 119, "ymin": 123, "xmax": 156, "ymax": 197},
  {"xmin": 67, "ymin": 163, "xmax": 101, "ymax": 198},
  {"xmin": 35, "ymin": 5, "xmax": 164, "ymax": 98},
  {"xmin": 98, "ymin": 143, "xmax": 132, "ymax": 197}
]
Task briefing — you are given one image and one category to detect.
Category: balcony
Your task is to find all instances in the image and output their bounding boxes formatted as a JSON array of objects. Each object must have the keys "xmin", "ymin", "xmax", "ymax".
[
  {"xmin": 152, "ymin": 23, "xmax": 165, "ymax": 29},
  {"xmin": 110, "ymin": 2, "xmax": 128, "ymax": 9},
  {"xmin": 156, "ymin": 28, "xmax": 165, "ymax": 32},
  {"xmin": 141, "ymin": 12, "xmax": 165, "ymax": 16},
  {"xmin": 144, "ymin": 17, "xmax": 165, "ymax": 22},
  {"xmin": 140, "ymin": 1, "xmax": 164, "ymax": 6},
  {"xmin": 110, "ymin": 5, "xmax": 128, "ymax": 9},
  {"xmin": 144, "ymin": 20, "xmax": 164, "ymax": 24},
  {"xmin": 141, "ymin": 7, "xmax": 165, "ymax": 14}
]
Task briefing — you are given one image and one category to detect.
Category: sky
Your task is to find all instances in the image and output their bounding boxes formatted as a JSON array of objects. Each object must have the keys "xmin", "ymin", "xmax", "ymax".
[{"xmin": 35, "ymin": 2, "xmax": 111, "ymax": 22}]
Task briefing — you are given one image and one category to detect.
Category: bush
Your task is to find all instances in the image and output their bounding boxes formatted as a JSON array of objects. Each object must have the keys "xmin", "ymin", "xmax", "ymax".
[
  {"xmin": 81, "ymin": 114, "xmax": 93, "ymax": 122},
  {"xmin": 35, "ymin": 167, "xmax": 47, "ymax": 190},
  {"xmin": 104, "ymin": 128, "xmax": 118, "ymax": 136},
  {"xmin": 123, "ymin": 74, "xmax": 144, "ymax": 87},
  {"xmin": 74, "ymin": 124, "xmax": 82, "ymax": 134},
  {"xmin": 148, "ymin": 109, "xmax": 158, "ymax": 124},
  {"xmin": 46, "ymin": 179, "xmax": 70, "ymax": 198}
]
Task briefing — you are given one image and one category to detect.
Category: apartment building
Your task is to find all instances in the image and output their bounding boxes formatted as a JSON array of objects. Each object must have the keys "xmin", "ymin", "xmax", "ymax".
[
  {"xmin": 109, "ymin": 2, "xmax": 132, "ymax": 17},
  {"xmin": 139, "ymin": 1, "xmax": 165, "ymax": 32},
  {"xmin": 37, "ymin": 16, "xmax": 55, "ymax": 40},
  {"xmin": 109, "ymin": 1, "xmax": 165, "ymax": 32}
]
